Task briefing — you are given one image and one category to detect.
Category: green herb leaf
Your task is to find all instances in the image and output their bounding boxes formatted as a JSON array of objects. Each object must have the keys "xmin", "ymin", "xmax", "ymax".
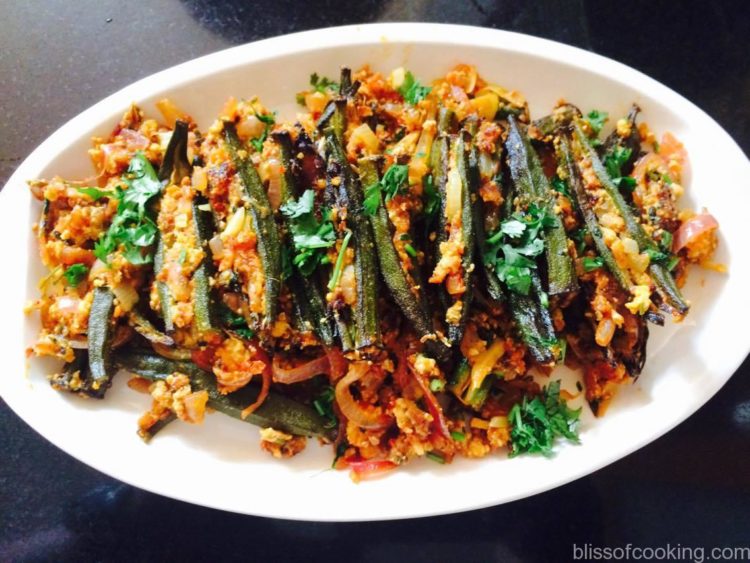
[
  {"xmin": 604, "ymin": 146, "xmax": 632, "ymax": 179},
  {"xmin": 551, "ymin": 177, "xmax": 572, "ymax": 200},
  {"xmin": 310, "ymin": 72, "xmax": 339, "ymax": 94},
  {"xmin": 398, "ymin": 71, "xmax": 431, "ymax": 105},
  {"xmin": 363, "ymin": 164, "xmax": 409, "ymax": 215},
  {"xmin": 63, "ymin": 263, "xmax": 88, "ymax": 288},
  {"xmin": 644, "ymin": 247, "xmax": 669, "ymax": 263},
  {"xmin": 450, "ymin": 431, "xmax": 466, "ymax": 442},
  {"xmin": 281, "ymin": 190, "xmax": 336, "ymax": 276},
  {"xmin": 582, "ymin": 256, "xmax": 604, "ymax": 272},
  {"xmin": 586, "ymin": 110, "xmax": 609, "ymax": 136},
  {"xmin": 363, "ymin": 182, "xmax": 381, "ymax": 216},
  {"xmin": 76, "ymin": 187, "xmax": 110, "ymax": 201},
  {"xmin": 93, "ymin": 152, "xmax": 162, "ymax": 264},
  {"xmin": 249, "ymin": 111, "xmax": 275, "ymax": 153},
  {"xmin": 508, "ymin": 380, "xmax": 581, "ymax": 458},
  {"xmin": 484, "ymin": 203, "xmax": 555, "ymax": 296}
]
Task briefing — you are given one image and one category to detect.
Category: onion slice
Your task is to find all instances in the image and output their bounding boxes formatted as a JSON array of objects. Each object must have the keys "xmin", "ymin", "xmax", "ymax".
[
  {"xmin": 408, "ymin": 362, "xmax": 452, "ymax": 440},
  {"xmin": 345, "ymin": 458, "xmax": 397, "ymax": 481},
  {"xmin": 334, "ymin": 363, "xmax": 391, "ymax": 430},
  {"xmin": 272, "ymin": 354, "xmax": 330, "ymax": 384},
  {"xmin": 240, "ymin": 347, "xmax": 272, "ymax": 419},
  {"xmin": 673, "ymin": 213, "xmax": 719, "ymax": 252}
]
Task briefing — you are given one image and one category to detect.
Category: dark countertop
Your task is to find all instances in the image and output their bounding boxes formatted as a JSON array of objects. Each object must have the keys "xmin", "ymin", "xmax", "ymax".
[{"xmin": 1, "ymin": 2, "xmax": 748, "ymax": 561}]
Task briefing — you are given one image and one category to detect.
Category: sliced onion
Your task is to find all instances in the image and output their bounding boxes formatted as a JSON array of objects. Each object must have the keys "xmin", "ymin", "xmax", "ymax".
[
  {"xmin": 673, "ymin": 213, "xmax": 719, "ymax": 251},
  {"xmin": 334, "ymin": 363, "xmax": 392, "ymax": 430},
  {"xmin": 632, "ymin": 153, "xmax": 664, "ymax": 186},
  {"xmin": 112, "ymin": 283, "xmax": 139, "ymax": 313},
  {"xmin": 236, "ymin": 114, "xmax": 264, "ymax": 140},
  {"xmin": 120, "ymin": 128, "xmax": 149, "ymax": 150},
  {"xmin": 56, "ymin": 296, "xmax": 80, "ymax": 314},
  {"xmin": 208, "ymin": 235, "xmax": 224, "ymax": 257},
  {"xmin": 272, "ymin": 354, "xmax": 330, "ymax": 384},
  {"xmin": 345, "ymin": 458, "xmax": 397, "ymax": 481},
  {"xmin": 408, "ymin": 361, "xmax": 452, "ymax": 439},
  {"xmin": 241, "ymin": 347, "xmax": 271, "ymax": 419},
  {"xmin": 324, "ymin": 346, "xmax": 348, "ymax": 382}
]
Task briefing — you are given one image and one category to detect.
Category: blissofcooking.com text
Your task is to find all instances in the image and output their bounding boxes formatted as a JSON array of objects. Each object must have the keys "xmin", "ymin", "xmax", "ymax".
[{"xmin": 573, "ymin": 543, "xmax": 750, "ymax": 562}]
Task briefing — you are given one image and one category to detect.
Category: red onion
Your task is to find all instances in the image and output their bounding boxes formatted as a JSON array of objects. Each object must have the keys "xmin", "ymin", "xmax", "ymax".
[
  {"xmin": 335, "ymin": 363, "xmax": 392, "ymax": 430},
  {"xmin": 673, "ymin": 213, "xmax": 719, "ymax": 251},
  {"xmin": 272, "ymin": 354, "xmax": 330, "ymax": 384}
]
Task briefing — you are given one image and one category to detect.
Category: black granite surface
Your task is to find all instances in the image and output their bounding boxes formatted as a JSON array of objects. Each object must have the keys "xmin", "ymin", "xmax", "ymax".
[{"xmin": 1, "ymin": 2, "xmax": 749, "ymax": 561}]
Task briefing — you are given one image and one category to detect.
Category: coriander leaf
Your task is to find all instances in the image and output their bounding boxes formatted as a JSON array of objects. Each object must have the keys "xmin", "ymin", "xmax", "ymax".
[
  {"xmin": 93, "ymin": 152, "xmax": 162, "ymax": 265},
  {"xmin": 614, "ymin": 176, "xmax": 636, "ymax": 192},
  {"xmin": 281, "ymin": 190, "xmax": 336, "ymax": 276},
  {"xmin": 122, "ymin": 152, "xmax": 162, "ymax": 218},
  {"xmin": 280, "ymin": 189, "xmax": 315, "ymax": 218},
  {"xmin": 363, "ymin": 183, "xmax": 381, "ymax": 216},
  {"xmin": 484, "ymin": 203, "xmax": 555, "ymax": 297},
  {"xmin": 249, "ymin": 110, "xmax": 276, "ymax": 152},
  {"xmin": 63, "ymin": 263, "xmax": 88, "ymax": 288},
  {"xmin": 551, "ymin": 177, "xmax": 571, "ymax": 200},
  {"xmin": 381, "ymin": 164, "xmax": 409, "ymax": 201},
  {"xmin": 398, "ymin": 71, "xmax": 431, "ymax": 105},
  {"xmin": 310, "ymin": 72, "xmax": 338, "ymax": 94},
  {"xmin": 604, "ymin": 146, "xmax": 632, "ymax": 179},
  {"xmin": 363, "ymin": 164, "xmax": 409, "ymax": 215},
  {"xmin": 501, "ymin": 219, "xmax": 526, "ymax": 238},
  {"xmin": 586, "ymin": 110, "xmax": 609, "ymax": 135},
  {"xmin": 233, "ymin": 327, "xmax": 255, "ymax": 340},
  {"xmin": 582, "ymin": 256, "xmax": 604, "ymax": 272},
  {"xmin": 644, "ymin": 247, "xmax": 669, "ymax": 263},
  {"xmin": 508, "ymin": 380, "xmax": 580, "ymax": 458},
  {"xmin": 76, "ymin": 187, "xmax": 110, "ymax": 201}
]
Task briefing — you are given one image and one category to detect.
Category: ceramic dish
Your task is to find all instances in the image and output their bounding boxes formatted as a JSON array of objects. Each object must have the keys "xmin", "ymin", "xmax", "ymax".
[{"xmin": 1, "ymin": 23, "xmax": 748, "ymax": 521}]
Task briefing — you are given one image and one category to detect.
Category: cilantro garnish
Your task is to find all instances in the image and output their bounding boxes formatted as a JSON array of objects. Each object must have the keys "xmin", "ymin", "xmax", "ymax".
[
  {"xmin": 363, "ymin": 164, "xmax": 409, "ymax": 215},
  {"xmin": 222, "ymin": 309, "xmax": 254, "ymax": 339},
  {"xmin": 484, "ymin": 203, "xmax": 556, "ymax": 296},
  {"xmin": 603, "ymin": 146, "xmax": 636, "ymax": 191},
  {"xmin": 310, "ymin": 72, "xmax": 339, "ymax": 94},
  {"xmin": 582, "ymin": 256, "xmax": 604, "ymax": 272},
  {"xmin": 280, "ymin": 190, "xmax": 336, "ymax": 276},
  {"xmin": 313, "ymin": 386, "xmax": 338, "ymax": 429},
  {"xmin": 398, "ymin": 71, "xmax": 431, "ymax": 105},
  {"xmin": 63, "ymin": 263, "xmax": 88, "ymax": 288},
  {"xmin": 551, "ymin": 177, "xmax": 571, "ymax": 200},
  {"xmin": 93, "ymin": 152, "xmax": 162, "ymax": 265},
  {"xmin": 508, "ymin": 380, "xmax": 581, "ymax": 458},
  {"xmin": 76, "ymin": 186, "xmax": 110, "ymax": 201},
  {"xmin": 249, "ymin": 111, "xmax": 275, "ymax": 152},
  {"xmin": 570, "ymin": 227, "xmax": 588, "ymax": 255},
  {"xmin": 586, "ymin": 110, "xmax": 609, "ymax": 135}
]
